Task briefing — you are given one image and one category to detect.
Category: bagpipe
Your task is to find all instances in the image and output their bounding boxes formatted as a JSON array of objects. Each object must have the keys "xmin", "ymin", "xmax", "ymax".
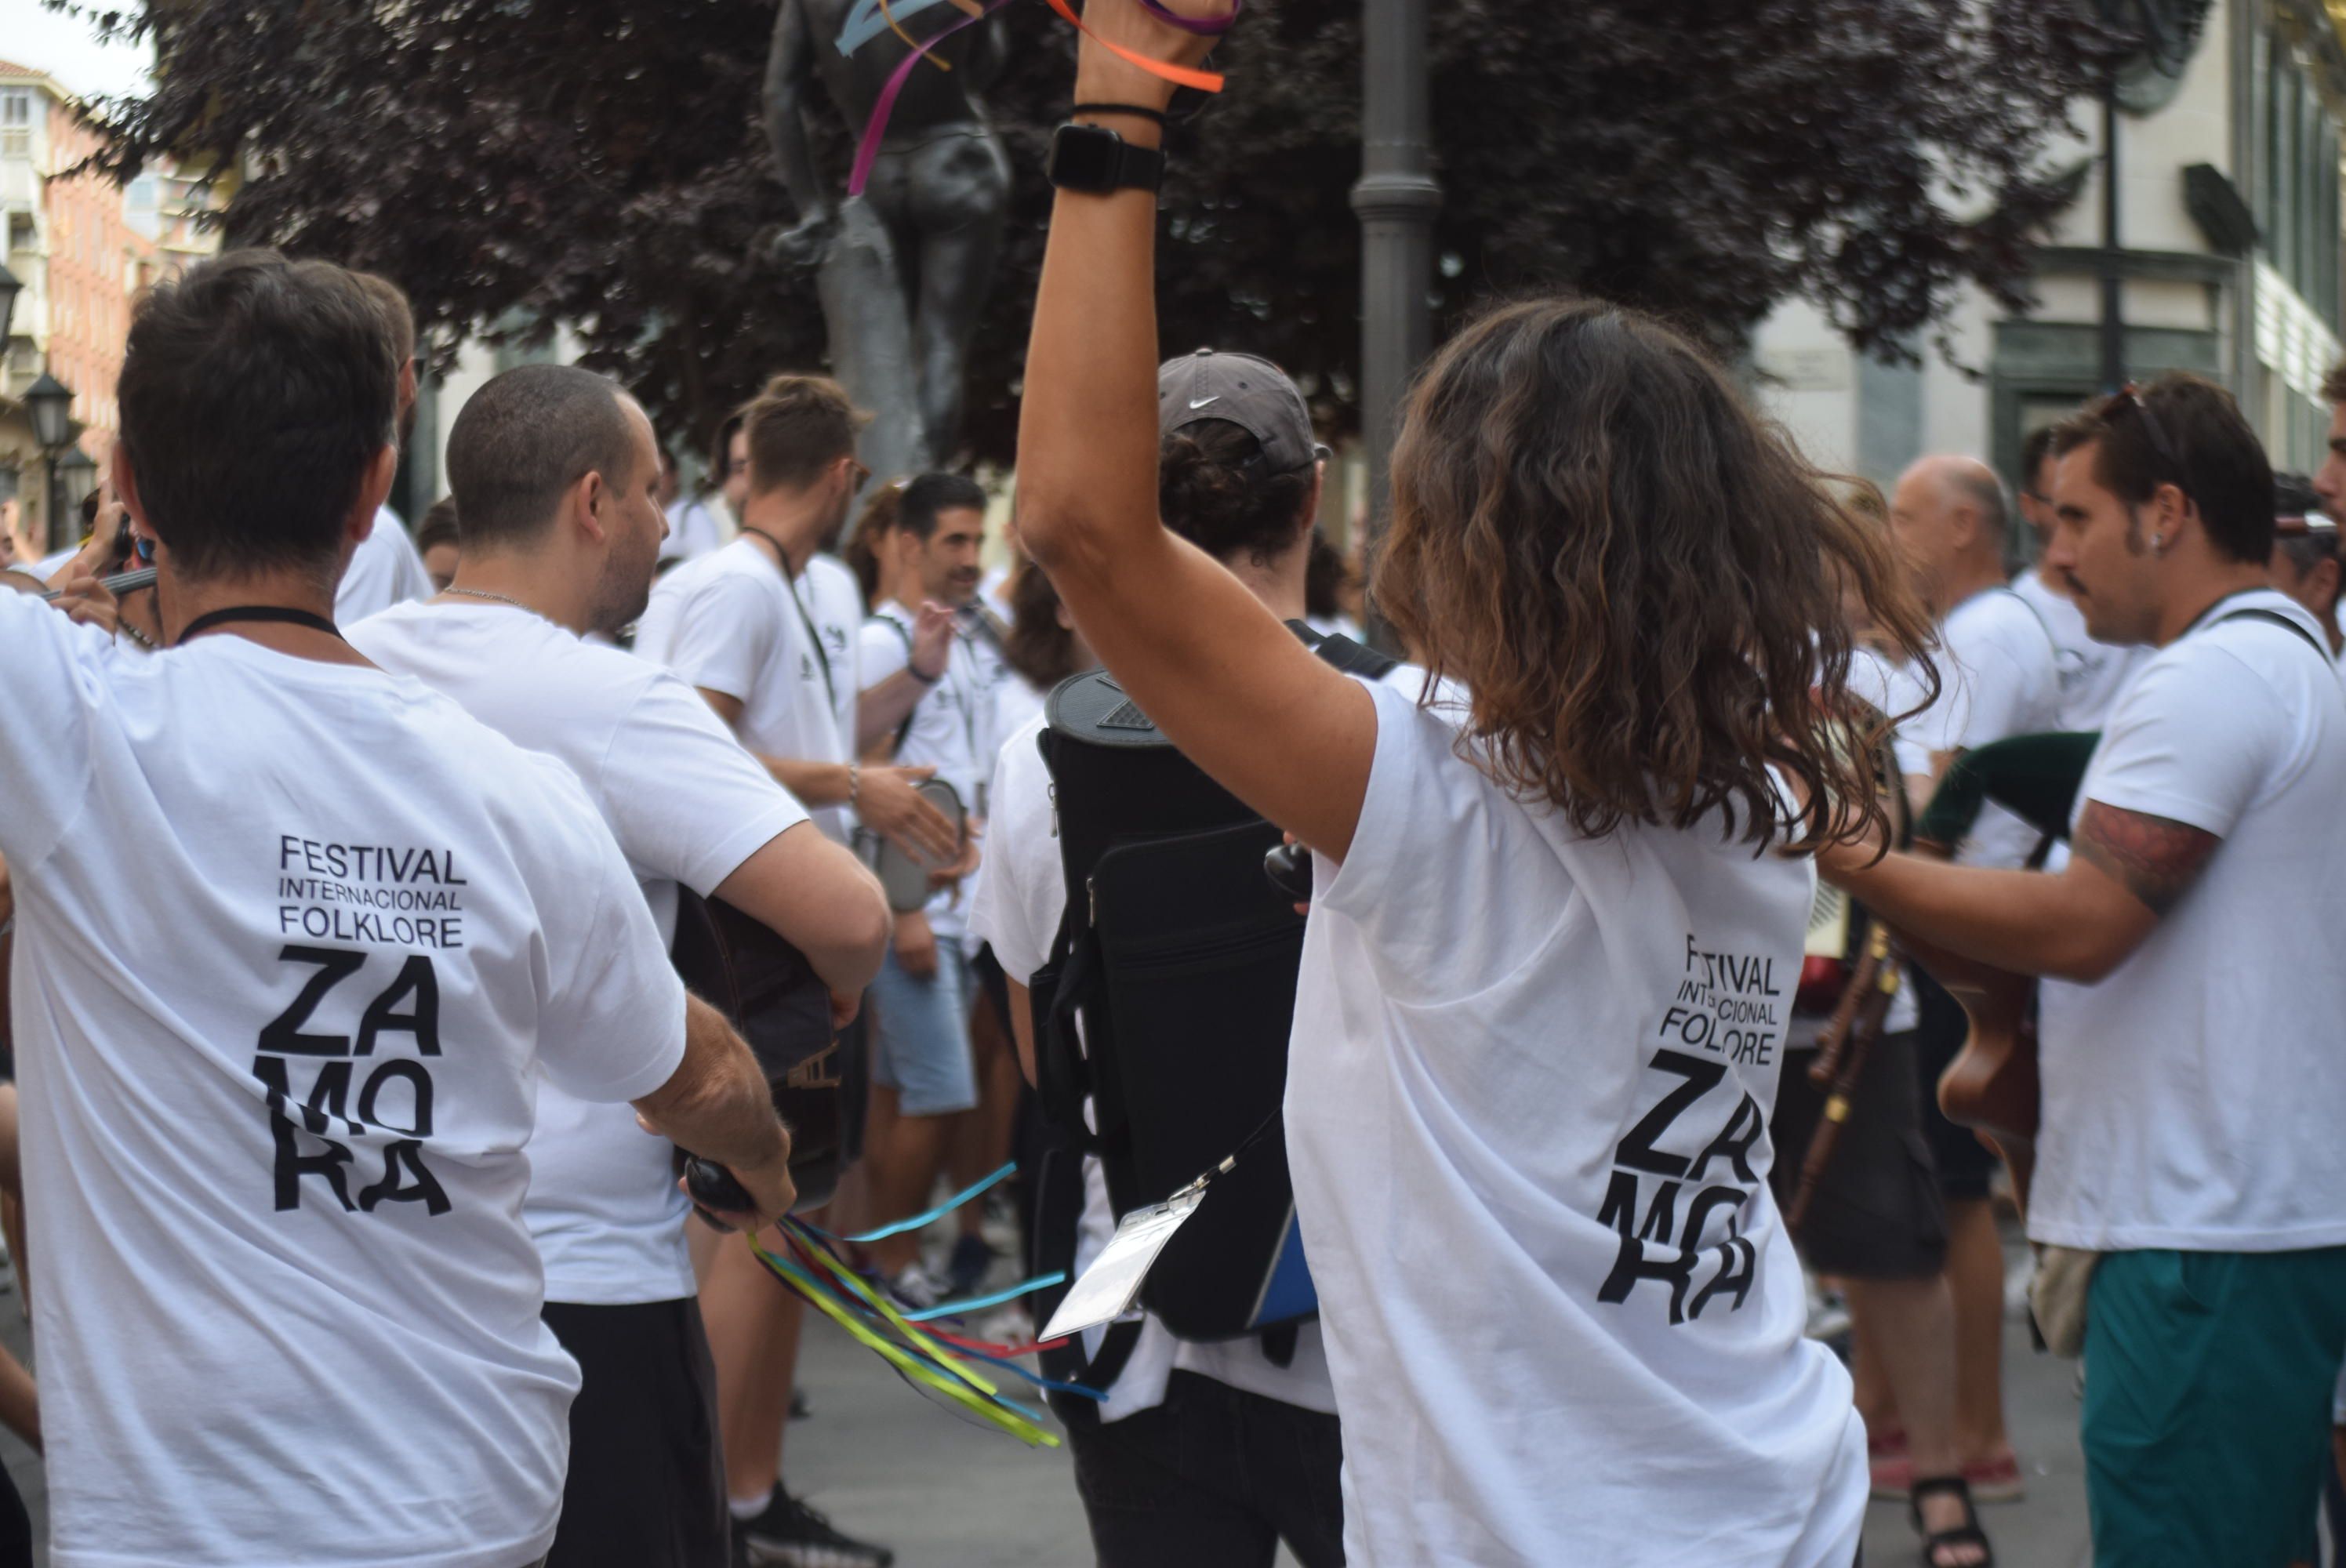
[
  {"xmin": 1792, "ymin": 730, "xmax": 2097, "ymax": 1223},
  {"xmin": 1903, "ymin": 731, "xmax": 2097, "ymax": 1218}
]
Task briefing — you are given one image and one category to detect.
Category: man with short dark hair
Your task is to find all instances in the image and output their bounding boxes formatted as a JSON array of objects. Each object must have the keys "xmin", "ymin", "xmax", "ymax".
[
  {"xmin": 0, "ymin": 250, "xmax": 799, "ymax": 1568},
  {"xmin": 634, "ymin": 373, "xmax": 939, "ymax": 1566},
  {"xmin": 349, "ymin": 363, "xmax": 893, "ymax": 1568},
  {"xmin": 1828, "ymin": 372, "xmax": 2346, "ymax": 1564},
  {"xmin": 2015, "ymin": 423, "xmax": 2147, "ymax": 728},
  {"xmin": 855, "ymin": 470, "xmax": 997, "ymax": 1301}
]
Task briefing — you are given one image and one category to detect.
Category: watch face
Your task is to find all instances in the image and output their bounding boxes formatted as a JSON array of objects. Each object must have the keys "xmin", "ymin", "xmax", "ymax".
[
  {"xmin": 1055, "ymin": 123, "xmax": 1154, "ymax": 192},
  {"xmin": 1051, "ymin": 125, "xmax": 1128, "ymax": 191}
]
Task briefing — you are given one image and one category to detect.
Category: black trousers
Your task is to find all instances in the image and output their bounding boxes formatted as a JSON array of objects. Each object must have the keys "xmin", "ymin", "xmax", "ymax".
[
  {"xmin": 541, "ymin": 1297, "xmax": 729, "ymax": 1568},
  {"xmin": 1065, "ymin": 1370, "xmax": 1344, "ymax": 1568}
]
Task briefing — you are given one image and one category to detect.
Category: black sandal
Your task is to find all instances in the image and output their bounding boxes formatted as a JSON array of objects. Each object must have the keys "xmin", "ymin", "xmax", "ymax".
[{"xmin": 1908, "ymin": 1475, "xmax": 1993, "ymax": 1568}]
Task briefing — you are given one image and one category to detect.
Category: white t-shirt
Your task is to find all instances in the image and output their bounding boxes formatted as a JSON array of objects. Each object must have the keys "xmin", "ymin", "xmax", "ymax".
[
  {"xmin": 2012, "ymin": 567, "xmax": 2148, "ymax": 731},
  {"xmin": 861, "ymin": 601, "xmax": 1004, "ymax": 938},
  {"xmin": 970, "ymin": 709, "xmax": 1339, "ymax": 1423},
  {"xmin": 1291, "ymin": 678, "xmax": 1865, "ymax": 1567},
  {"xmin": 336, "ymin": 506, "xmax": 435, "ymax": 624},
  {"xmin": 635, "ymin": 539, "xmax": 854, "ymax": 844},
  {"xmin": 2033, "ymin": 589, "xmax": 2346, "ymax": 1252},
  {"xmin": 0, "ymin": 592, "xmax": 686, "ymax": 1568},
  {"xmin": 349, "ymin": 601, "xmax": 808, "ymax": 1305},
  {"xmin": 1907, "ymin": 587, "xmax": 2062, "ymax": 868},
  {"xmin": 797, "ymin": 553, "xmax": 866, "ymax": 757},
  {"xmin": 662, "ymin": 495, "xmax": 732, "ymax": 566}
]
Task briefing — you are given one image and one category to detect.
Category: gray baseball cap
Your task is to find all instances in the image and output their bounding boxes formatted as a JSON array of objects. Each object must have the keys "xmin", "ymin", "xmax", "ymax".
[{"xmin": 1158, "ymin": 349, "xmax": 1320, "ymax": 474}]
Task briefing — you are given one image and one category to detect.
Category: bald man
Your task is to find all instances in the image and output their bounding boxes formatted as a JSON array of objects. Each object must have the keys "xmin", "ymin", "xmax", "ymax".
[{"xmin": 1868, "ymin": 454, "xmax": 2061, "ymax": 1506}]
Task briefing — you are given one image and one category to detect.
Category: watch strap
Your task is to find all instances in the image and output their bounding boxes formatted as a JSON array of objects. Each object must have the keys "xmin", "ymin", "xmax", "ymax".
[{"xmin": 1048, "ymin": 123, "xmax": 1166, "ymax": 194}]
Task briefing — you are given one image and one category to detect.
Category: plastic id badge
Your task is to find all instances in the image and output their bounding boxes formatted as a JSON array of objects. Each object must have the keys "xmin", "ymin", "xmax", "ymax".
[{"xmin": 1041, "ymin": 1186, "xmax": 1206, "ymax": 1342}]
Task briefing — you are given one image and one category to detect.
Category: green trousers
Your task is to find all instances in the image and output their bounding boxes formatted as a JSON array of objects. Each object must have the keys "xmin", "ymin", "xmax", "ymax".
[{"xmin": 2083, "ymin": 1245, "xmax": 2346, "ymax": 1567}]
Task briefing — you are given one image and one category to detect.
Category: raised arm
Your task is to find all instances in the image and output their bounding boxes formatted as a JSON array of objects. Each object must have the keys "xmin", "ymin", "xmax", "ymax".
[{"xmin": 1012, "ymin": 0, "xmax": 1375, "ymax": 861}]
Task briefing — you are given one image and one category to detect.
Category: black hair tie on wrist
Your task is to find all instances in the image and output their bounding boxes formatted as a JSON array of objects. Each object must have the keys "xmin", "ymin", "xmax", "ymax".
[{"xmin": 1070, "ymin": 102, "xmax": 1168, "ymax": 126}]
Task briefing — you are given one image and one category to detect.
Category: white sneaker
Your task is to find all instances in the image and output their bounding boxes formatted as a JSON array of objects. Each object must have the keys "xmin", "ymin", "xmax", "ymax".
[{"xmin": 884, "ymin": 1261, "xmax": 939, "ymax": 1312}]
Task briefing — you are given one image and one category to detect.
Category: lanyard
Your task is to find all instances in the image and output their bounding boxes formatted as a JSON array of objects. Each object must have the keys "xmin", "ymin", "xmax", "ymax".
[
  {"xmin": 881, "ymin": 604, "xmax": 980, "ymax": 765},
  {"xmin": 741, "ymin": 527, "xmax": 839, "ymax": 713},
  {"xmin": 178, "ymin": 605, "xmax": 343, "ymax": 644}
]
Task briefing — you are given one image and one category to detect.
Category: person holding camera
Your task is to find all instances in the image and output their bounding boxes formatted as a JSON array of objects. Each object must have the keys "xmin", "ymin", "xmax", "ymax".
[{"xmin": 0, "ymin": 250, "xmax": 798, "ymax": 1568}]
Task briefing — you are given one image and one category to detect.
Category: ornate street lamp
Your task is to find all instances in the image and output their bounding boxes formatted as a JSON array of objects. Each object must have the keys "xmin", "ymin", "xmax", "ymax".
[
  {"xmin": 24, "ymin": 372, "xmax": 77, "ymax": 550},
  {"xmin": 57, "ymin": 446, "xmax": 97, "ymax": 516}
]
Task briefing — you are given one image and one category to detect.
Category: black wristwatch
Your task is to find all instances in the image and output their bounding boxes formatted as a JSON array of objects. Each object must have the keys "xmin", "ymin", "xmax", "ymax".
[{"xmin": 1048, "ymin": 123, "xmax": 1166, "ymax": 194}]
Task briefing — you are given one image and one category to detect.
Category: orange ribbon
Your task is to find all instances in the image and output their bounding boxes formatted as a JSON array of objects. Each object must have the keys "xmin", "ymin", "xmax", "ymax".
[{"xmin": 1041, "ymin": 0, "xmax": 1226, "ymax": 93}]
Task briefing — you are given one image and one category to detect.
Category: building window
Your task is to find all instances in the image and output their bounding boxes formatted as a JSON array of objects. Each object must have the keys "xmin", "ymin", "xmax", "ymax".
[
  {"xmin": 0, "ymin": 91, "xmax": 26, "ymax": 158},
  {"xmin": 2260, "ymin": 34, "xmax": 2341, "ymax": 330}
]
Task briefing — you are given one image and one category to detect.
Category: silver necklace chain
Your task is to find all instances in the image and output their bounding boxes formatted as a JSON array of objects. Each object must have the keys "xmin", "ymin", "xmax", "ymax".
[{"xmin": 445, "ymin": 586, "xmax": 541, "ymax": 616}]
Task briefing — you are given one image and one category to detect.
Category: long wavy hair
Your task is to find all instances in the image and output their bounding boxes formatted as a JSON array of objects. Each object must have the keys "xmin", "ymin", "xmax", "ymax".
[{"xmin": 1375, "ymin": 297, "xmax": 1934, "ymax": 852}]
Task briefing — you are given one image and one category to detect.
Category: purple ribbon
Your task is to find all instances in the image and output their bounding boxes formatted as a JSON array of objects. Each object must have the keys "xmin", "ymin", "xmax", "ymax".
[
  {"xmin": 848, "ymin": 0, "xmax": 1015, "ymax": 197},
  {"xmin": 1135, "ymin": 0, "xmax": 1240, "ymax": 34}
]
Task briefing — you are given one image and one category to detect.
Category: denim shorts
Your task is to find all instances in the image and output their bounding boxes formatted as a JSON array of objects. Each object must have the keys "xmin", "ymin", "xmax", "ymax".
[{"xmin": 868, "ymin": 938, "xmax": 979, "ymax": 1116}]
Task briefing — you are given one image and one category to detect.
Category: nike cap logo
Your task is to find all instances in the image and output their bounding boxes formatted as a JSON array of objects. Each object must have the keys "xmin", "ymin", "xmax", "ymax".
[{"xmin": 1187, "ymin": 395, "xmax": 1221, "ymax": 409}]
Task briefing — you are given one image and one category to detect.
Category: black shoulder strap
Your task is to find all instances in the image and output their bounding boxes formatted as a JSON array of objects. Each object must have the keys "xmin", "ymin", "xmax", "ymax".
[
  {"xmin": 2213, "ymin": 606, "xmax": 2332, "ymax": 663},
  {"xmin": 872, "ymin": 609, "xmax": 920, "ymax": 752},
  {"xmin": 1287, "ymin": 619, "xmax": 1400, "ymax": 681}
]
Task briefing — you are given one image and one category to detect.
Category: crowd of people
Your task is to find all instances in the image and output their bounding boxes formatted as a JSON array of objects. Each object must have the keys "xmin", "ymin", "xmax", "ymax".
[{"xmin": 2, "ymin": 3, "xmax": 2345, "ymax": 1566}]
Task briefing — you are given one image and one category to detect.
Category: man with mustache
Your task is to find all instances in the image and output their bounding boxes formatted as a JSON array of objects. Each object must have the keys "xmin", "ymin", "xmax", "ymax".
[{"xmin": 855, "ymin": 470, "xmax": 998, "ymax": 1304}]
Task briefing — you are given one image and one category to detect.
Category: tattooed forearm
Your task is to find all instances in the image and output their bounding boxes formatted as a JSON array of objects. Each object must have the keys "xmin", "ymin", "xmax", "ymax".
[{"xmin": 2073, "ymin": 801, "xmax": 2221, "ymax": 917}]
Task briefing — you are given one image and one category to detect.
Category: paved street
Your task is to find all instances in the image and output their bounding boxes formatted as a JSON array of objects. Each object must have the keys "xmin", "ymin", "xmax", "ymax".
[{"xmin": 0, "ymin": 1220, "xmax": 2110, "ymax": 1567}]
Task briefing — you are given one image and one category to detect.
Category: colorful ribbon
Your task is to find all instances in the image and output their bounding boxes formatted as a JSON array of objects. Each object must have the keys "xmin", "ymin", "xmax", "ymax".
[
  {"xmin": 841, "ymin": 1160, "xmax": 1016, "ymax": 1244},
  {"xmin": 847, "ymin": 0, "xmax": 1012, "ymax": 196},
  {"xmin": 735, "ymin": 1166, "xmax": 1106, "ymax": 1444},
  {"xmin": 1135, "ymin": 0, "xmax": 1240, "ymax": 36},
  {"xmin": 841, "ymin": 0, "xmax": 1232, "ymax": 196},
  {"xmin": 1039, "ymin": 0, "xmax": 1226, "ymax": 91}
]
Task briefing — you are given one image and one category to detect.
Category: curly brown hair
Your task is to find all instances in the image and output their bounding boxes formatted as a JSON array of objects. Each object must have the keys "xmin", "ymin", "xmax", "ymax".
[{"xmin": 1375, "ymin": 297, "xmax": 1934, "ymax": 852}]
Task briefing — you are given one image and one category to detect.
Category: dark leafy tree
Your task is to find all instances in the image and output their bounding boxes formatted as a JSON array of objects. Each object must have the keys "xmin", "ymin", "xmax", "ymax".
[{"xmin": 58, "ymin": 0, "xmax": 2121, "ymax": 467}]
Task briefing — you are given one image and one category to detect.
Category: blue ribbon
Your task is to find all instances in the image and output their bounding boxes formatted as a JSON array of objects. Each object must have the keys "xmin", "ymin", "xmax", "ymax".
[{"xmin": 835, "ymin": 0, "xmax": 962, "ymax": 56}]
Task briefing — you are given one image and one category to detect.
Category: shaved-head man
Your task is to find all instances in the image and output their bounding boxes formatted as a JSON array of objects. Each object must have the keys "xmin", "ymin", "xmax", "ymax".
[{"xmin": 1868, "ymin": 453, "xmax": 2062, "ymax": 1510}]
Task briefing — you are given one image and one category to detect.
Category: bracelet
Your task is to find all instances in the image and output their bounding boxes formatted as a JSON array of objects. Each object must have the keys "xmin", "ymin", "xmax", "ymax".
[
  {"xmin": 908, "ymin": 659, "xmax": 944, "ymax": 684},
  {"xmin": 847, "ymin": 761, "xmax": 862, "ymax": 808},
  {"xmin": 1070, "ymin": 102, "xmax": 1168, "ymax": 126}
]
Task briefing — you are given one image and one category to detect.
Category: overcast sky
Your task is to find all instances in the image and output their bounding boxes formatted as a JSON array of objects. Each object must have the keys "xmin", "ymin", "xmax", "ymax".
[{"xmin": 0, "ymin": 1, "xmax": 154, "ymax": 100}]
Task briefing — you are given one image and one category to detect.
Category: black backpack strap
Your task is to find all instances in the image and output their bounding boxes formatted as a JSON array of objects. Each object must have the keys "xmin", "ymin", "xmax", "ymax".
[
  {"xmin": 2213, "ymin": 607, "xmax": 2333, "ymax": 663},
  {"xmin": 1032, "ymin": 924, "xmax": 1099, "ymax": 1149},
  {"xmin": 1028, "ymin": 1138, "xmax": 1145, "ymax": 1425},
  {"xmin": 1287, "ymin": 619, "xmax": 1400, "ymax": 681}
]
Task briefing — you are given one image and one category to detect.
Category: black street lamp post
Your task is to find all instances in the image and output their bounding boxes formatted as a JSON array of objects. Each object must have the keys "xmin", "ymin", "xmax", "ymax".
[
  {"xmin": 24, "ymin": 372, "xmax": 76, "ymax": 552},
  {"xmin": 1351, "ymin": 0, "xmax": 1440, "ymax": 646}
]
